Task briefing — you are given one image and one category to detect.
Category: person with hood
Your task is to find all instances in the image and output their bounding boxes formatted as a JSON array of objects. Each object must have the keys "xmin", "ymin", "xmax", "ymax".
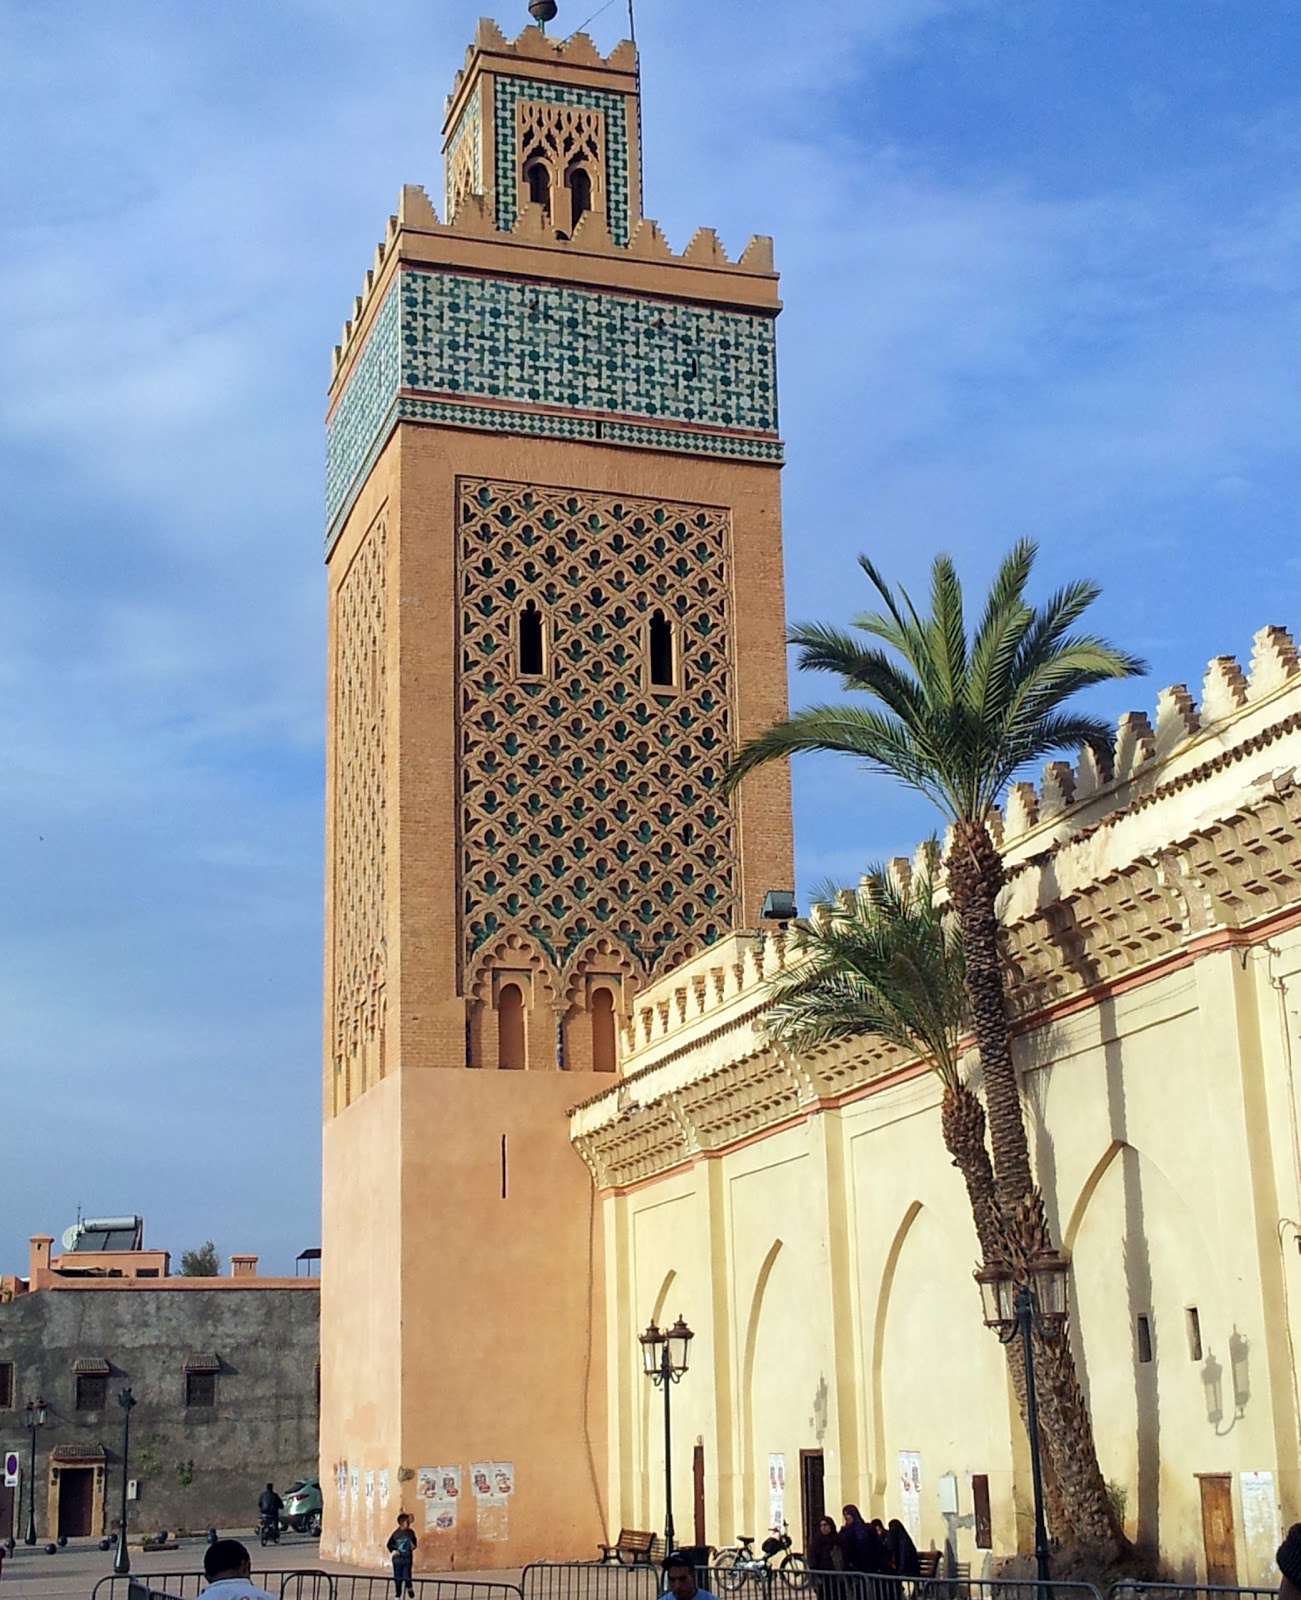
[
  {"xmin": 840, "ymin": 1506, "xmax": 887, "ymax": 1575},
  {"xmin": 885, "ymin": 1520, "xmax": 920, "ymax": 1578}
]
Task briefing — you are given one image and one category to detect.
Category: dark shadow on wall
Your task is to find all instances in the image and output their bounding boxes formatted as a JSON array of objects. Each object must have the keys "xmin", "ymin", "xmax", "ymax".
[{"xmin": 1100, "ymin": 997, "xmax": 1159, "ymax": 1552}]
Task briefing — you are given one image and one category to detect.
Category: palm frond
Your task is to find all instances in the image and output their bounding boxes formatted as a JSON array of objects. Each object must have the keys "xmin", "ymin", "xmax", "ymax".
[{"xmin": 762, "ymin": 862, "xmax": 966, "ymax": 1088}]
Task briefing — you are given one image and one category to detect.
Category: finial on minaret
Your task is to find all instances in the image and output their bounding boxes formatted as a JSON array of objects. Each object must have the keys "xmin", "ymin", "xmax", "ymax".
[{"xmin": 528, "ymin": 0, "xmax": 558, "ymax": 30}]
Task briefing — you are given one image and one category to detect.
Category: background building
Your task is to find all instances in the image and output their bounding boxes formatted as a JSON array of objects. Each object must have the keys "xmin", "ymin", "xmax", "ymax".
[{"xmin": 0, "ymin": 1224, "xmax": 318, "ymax": 1540}]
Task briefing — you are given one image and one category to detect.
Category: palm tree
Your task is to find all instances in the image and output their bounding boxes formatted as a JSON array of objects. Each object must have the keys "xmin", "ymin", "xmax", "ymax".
[
  {"xmin": 763, "ymin": 861, "xmax": 1008, "ymax": 1261},
  {"xmin": 762, "ymin": 861, "xmax": 1069, "ymax": 1534},
  {"xmin": 724, "ymin": 540, "xmax": 1145, "ymax": 1556}
]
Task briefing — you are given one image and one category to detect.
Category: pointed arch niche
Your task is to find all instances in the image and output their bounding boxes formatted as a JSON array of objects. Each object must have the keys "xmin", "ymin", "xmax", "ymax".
[{"xmin": 869, "ymin": 1202, "xmax": 1008, "ymax": 1511}]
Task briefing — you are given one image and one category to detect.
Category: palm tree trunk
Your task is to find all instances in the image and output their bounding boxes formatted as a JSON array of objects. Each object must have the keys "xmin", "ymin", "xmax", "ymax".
[
  {"xmin": 940, "ymin": 1083, "xmax": 1070, "ymax": 1541},
  {"xmin": 946, "ymin": 820, "xmax": 1123, "ymax": 1561}
]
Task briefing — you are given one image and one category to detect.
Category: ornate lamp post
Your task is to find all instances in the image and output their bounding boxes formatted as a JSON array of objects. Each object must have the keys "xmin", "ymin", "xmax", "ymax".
[
  {"xmin": 639, "ymin": 1315, "xmax": 694, "ymax": 1555},
  {"xmin": 23, "ymin": 1398, "xmax": 46, "ymax": 1545},
  {"xmin": 975, "ymin": 1250, "xmax": 1070, "ymax": 1592},
  {"xmin": 113, "ymin": 1387, "xmax": 137, "ymax": 1576}
]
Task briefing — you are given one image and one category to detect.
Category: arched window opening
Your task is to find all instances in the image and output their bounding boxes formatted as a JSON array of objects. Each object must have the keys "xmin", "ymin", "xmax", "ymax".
[
  {"xmin": 498, "ymin": 983, "xmax": 526, "ymax": 1070},
  {"xmin": 649, "ymin": 610, "xmax": 675, "ymax": 687},
  {"xmin": 591, "ymin": 988, "xmax": 616, "ymax": 1074},
  {"xmin": 525, "ymin": 159, "xmax": 551, "ymax": 214},
  {"xmin": 519, "ymin": 600, "xmax": 545, "ymax": 676},
  {"xmin": 567, "ymin": 166, "xmax": 592, "ymax": 227}
]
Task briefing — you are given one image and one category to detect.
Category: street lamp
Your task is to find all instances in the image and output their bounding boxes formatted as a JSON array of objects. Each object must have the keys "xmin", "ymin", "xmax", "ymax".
[
  {"xmin": 113, "ymin": 1387, "xmax": 137, "ymax": 1576},
  {"xmin": 639, "ymin": 1315, "xmax": 694, "ymax": 1554},
  {"xmin": 975, "ymin": 1250, "xmax": 1070, "ymax": 1590},
  {"xmin": 23, "ymin": 1399, "xmax": 46, "ymax": 1546}
]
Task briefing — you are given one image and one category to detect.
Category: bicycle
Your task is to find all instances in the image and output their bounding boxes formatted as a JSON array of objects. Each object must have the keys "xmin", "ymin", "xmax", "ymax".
[{"xmin": 716, "ymin": 1522, "xmax": 808, "ymax": 1591}]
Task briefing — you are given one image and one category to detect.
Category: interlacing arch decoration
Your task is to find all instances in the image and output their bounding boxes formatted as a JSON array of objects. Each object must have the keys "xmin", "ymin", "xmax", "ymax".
[
  {"xmin": 466, "ymin": 931, "xmax": 560, "ymax": 1008},
  {"xmin": 457, "ymin": 477, "xmax": 739, "ymax": 997},
  {"xmin": 516, "ymin": 99, "xmax": 605, "ymax": 223},
  {"xmin": 331, "ymin": 513, "xmax": 388, "ymax": 1109}
]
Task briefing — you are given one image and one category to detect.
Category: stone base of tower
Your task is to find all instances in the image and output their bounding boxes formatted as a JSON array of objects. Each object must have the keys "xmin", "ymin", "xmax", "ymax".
[{"xmin": 320, "ymin": 1069, "xmax": 608, "ymax": 1570}]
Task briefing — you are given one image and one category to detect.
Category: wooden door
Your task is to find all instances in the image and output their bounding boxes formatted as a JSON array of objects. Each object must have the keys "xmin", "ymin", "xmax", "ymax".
[
  {"xmin": 693, "ymin": 1443, "xmax": 706, "ymax": 1548},
  {"xmin": 799, "ymin": 1450, "xmax": 825, "ymax": 1556},
  {"xmin": 57, "ymin": 1468, "xmax": 94, "ymax": 1538},
  {"xmin": 1198, "ymin": 1473, "xmax": 1237, "ymax": 1586},
  {"xmin": 0, "ymin": 1482, "xmax": 14, "ymax": 1541}
]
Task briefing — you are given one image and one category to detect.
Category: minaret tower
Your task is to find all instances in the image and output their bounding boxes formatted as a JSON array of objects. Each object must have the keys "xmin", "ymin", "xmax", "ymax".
[{"xmin": 321, "ymin": 9, "xmax": 793, "ymax": 1569}]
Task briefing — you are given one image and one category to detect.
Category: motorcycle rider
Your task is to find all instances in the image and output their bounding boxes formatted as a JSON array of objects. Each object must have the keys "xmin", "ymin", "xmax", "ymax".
[{"xmin": 257, "ymin": 1482, "xmax": 284, "ymax": 1542}]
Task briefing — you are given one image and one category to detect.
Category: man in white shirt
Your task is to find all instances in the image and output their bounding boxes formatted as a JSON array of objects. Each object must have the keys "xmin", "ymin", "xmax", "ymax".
[{"xmin": 201, "ymin": 1538, "xmax": 277, "ymax": 1600}]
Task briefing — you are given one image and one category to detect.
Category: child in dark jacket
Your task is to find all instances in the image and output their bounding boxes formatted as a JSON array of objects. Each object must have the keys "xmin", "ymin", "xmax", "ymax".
[{"xmin": 386, "ymin": 1512, "xmax": 418, "ymax": 1598}]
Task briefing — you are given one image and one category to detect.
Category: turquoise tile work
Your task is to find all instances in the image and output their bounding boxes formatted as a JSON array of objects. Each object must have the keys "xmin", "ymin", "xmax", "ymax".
[
  {"xmin": 401, "ymin": 270, "xmax": 776, "ymax": 430},
  {"xmin": 326, "ymin": 282, "xmax": 400, "ymax": 533},
  {"xmin": 492, "ymin": 75, "xmax": 630, "ymax": 242},
  {"xmin": 326, "ymin": 268, "xmax": 781, "ymax": 546}
]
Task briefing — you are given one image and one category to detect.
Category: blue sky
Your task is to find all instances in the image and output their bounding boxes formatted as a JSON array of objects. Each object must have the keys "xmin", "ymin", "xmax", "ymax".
[{"xmin": 1, "ymin": 0, "xmax": 1298, "ymax": 1275}]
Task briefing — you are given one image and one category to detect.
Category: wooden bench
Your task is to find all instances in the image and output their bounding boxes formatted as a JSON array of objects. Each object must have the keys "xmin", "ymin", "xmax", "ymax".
[{"xmin": 599, "ymin": 1528, "xmax": 657, "ymax": 1564}]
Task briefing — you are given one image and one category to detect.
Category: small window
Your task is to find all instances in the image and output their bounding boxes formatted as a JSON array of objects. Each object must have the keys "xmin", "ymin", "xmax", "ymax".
[
  {"xmin": 0, "ymin": 1362, "xmax": 13, "ymax": 1408},
  {"xmin": 525, "ymin": 159, "xmax": 550, "ymax": 214},
  {"xmin": 519, "ymin": 601, "xmax": 545, "ymax": 677},
  {"xmin": 591, "ymin": 988, "xmax": 616, "ymax": 1074},
  {"xmin": 76, "ymin": 1373, "xmax": 108, "ymax": 1411},
  {"xmin": 1136, "ymin": 1313, "xmax": 1153, "ymax": 1364},
  {"xmin": 1186, "ymin": 1306, "xmax": 1203, "ymax": 1361},
  {"xmin": 186, "ymin": 1371, "xmax": 216, "ymax": 1408},
  {"xmin": 498, "ymin": 983, "xmax": 526, "ymax": 1071},
  {"xmin": 648, "ymin": 610, "xmax": 675, "ymax": 688},
  {"xmin": 568, "ymin": 166, "xmax": 592, "ymax": 226}
]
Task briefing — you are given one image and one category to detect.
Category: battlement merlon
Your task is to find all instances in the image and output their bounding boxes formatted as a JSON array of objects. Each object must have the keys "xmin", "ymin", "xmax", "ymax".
[
  {"xmin": 328, "ymin": 184, "xmax": 780, "ymax": 399},
  {"xmin": 445, "ymin": 20, "xmax": 640, "ymax": 136}
]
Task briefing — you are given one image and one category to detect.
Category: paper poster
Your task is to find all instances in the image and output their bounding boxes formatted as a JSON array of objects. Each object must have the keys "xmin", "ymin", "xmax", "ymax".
[
  {"xmin": 419, "ymin": 1465, "xmax": 463, "ymax": 1532},
  {"xmin": 1242, "ymin": 1471, "xmax": 1280, "ymax": 1582},
  {"xmin": 769, "ymin": 1453, "xmax": 786, "ymax": 1530},
  {"xmin": 379, "ymin": 1469, "xmax": 390, "ymax": 1510},
  {"xmin": 899, "ymin": 1451, "xmax": 922, "ymax": 1539},
  {"xmin": 472, "ymin": 1460, "xmax": 513, "ymax": 1541},
  {"xmin": 350, "ymin": 1466, "xmax": 360, "ymax": 1536},
  {"xmin": 365, "ymin": 1470, "xmax": 375, "ymax": 1502}
]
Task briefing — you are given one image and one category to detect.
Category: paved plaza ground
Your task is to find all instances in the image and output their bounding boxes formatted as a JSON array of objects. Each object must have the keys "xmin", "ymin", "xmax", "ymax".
[{"xmin": 0, "ymin": 1532, "xmax": 518, "ymax": 1599}]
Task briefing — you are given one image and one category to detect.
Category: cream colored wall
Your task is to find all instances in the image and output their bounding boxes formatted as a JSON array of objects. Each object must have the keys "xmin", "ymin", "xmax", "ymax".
[{"xmin": 602, "ymin": 933, "xmax": 1301, "ymax": 1577}]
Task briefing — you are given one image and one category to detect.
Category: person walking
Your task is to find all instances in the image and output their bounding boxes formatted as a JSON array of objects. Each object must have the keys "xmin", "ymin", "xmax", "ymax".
[
  {"xmin": 840, "ymin": 1506, "xmax": 887, "ymax": 1575},
  {"xmin": 884, "ymin": 1520, "xmax": 920, "ymax": 1578},
  {"xmin": 387, "ymin": 1511, "xmax": 418, "ymax": 1598},
  {"xmin": 808, "ymin": 1516, "xmax": 848, "ymax": 1600}
]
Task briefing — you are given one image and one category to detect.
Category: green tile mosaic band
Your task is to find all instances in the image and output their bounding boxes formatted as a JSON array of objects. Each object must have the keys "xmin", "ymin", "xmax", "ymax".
[
  {"xmin": 326, "ymin": 270, "xmax": 781, "ymax": 544},
  {"xmin": 492, "ymin": 75, "xmax": 630, "ymax": 242}
]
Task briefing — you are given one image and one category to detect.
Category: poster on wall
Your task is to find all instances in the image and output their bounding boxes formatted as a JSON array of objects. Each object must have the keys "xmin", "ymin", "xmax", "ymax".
[
  {"xmin": 1241, "ymin": 1471, "xmax": 1280, "ymax": 1581},
  {"xmin": 768, "ymin": 1454, "xmax": 786, "ymax": 1531},
  {"xmin": 379, "ymin": 1469, "xmax": 390, "ymax": 1511},
  {"xmin": 898, "ymin": 1451, "xmax": 922, "ymax": 1539},
  {"xmin": 472, "ymin": 1461, "xmax": 514, "ymax": 1541},
  {"xmin": 418, "ymin": 1465, "xmax": 463, "ymax": 1532}
]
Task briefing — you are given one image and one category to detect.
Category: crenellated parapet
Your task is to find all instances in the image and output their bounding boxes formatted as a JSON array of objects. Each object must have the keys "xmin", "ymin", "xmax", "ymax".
[
  {"xmin": 329, "ymin": 185, "xmax": 777, "ymax": 382},
  {"xmin": 957, "ymin": 623, "xmax": 1301, "ymax": 863},
  {"xmin": 324, "ymin": 18, "xmax": 785, "ymax": 551},
  {"xmin": 571, "ymin": 622, "xmax": 1301, "ymax": 1190}
]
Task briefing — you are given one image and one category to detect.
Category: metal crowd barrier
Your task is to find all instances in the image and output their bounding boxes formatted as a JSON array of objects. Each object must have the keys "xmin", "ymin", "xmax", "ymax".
[
  {"xmin": 522, "ymin": 1561, "xmax": 661, "ymax": 1600},
  {"xmin": 759, "ymin": 1573, "xmax": 1107, "ymax": 1600},
  {"xmin": 97, "ymin": 1574, "xmax": 526, "ymax": 1600},
  {"xmin": 1107, "ymin": 1585, "xmax": 1277, "ymax": 1600}
]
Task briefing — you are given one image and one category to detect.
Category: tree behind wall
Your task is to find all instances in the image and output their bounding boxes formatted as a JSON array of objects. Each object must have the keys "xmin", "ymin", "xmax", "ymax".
[{"xmin": 179, "ymin": 1241, "xmax": 219, "ymax": 1277}]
